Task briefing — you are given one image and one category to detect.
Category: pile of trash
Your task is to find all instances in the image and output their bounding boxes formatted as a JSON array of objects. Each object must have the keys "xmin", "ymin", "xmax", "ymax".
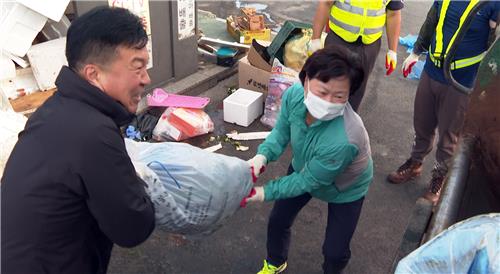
[
  {"xmin": 226, "ymin": 7, "xmax": 271, "ymax": 44},
  {"xmin": 124, "ymin": 88, "xmax": 214, "ymax": 142},
  {"xmin": 1, "ymin": 1, "xmax": 71, "ymax": 100}
]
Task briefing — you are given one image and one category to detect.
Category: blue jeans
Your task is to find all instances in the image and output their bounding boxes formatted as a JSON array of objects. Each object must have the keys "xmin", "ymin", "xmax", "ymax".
[{"xmin": 266, "ymin": 165, "xmax": 365, "ymax": 274}]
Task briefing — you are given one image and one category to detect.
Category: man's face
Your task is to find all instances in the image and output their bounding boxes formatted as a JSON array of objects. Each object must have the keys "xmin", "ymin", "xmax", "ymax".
[{"xmin": 92, "ymin": 46, "xmax": 151, "ymax": 113}]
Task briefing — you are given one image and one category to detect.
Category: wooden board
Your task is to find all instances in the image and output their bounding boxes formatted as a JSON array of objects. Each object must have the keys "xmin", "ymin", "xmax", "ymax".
[{"xmin": 9, "ymin": 88, "xmax": 56, "ymax": 113}]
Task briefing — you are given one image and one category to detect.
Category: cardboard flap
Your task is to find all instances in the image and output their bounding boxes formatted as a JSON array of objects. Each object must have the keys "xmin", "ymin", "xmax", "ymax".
[{"xmin": 247, "ymin": 39, "xmax": 272, "ymax": 72}]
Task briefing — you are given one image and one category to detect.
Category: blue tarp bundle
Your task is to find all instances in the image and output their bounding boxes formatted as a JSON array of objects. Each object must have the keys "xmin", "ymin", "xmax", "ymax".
[
  {"xmin": 395, "ymin": 213, "xmax": 500, "ymax": 274},
  {"xmin": 399, "ymin": 34, "xmax": 418, "ymax": 54}
]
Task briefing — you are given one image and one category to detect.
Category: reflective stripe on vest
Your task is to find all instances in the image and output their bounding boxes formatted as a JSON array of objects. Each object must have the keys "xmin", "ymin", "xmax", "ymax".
[
  {"xmin": 431, "ymin": 0, "xmax": 485, "ymax": 69},
  {"xmin": 429, "ymin": 47, "xmax": 485, "ymax": 70},
  {"xmin": 334, "ymin": 0, "xmax": 386, "ymax": 16},
  {"xmin": 328, "ymin": 0, "xmax": 390, "ymax": 44}
]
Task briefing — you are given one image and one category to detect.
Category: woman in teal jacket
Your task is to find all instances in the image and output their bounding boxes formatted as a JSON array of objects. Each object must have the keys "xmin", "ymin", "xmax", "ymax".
[{"xmin": 245, "ymin": 45, "xmax": 373, "ymax": 274}]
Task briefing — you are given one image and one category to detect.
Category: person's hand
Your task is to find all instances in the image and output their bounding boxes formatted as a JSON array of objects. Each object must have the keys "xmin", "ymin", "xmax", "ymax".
[
  {"xmin": 307, "ymin": 39, "xmax": 322, "ymax": 56},
  {"xmin": 132, "ymin": 161, "xmax": 156, "ymax": 183},
  {"xmin": 240, "ymin": 187, "xmax": 265, "ymax": 207},
  {"xmin": 385, "ymin": 50, "xmax": 397, "ymax": 76},
  {"xmin": 247, "ymin": 154, "xmax": 267, "ymax": 182},
  {"xmin": 401, "ymin": 52, "xmax": 420, "ymax": 78}
]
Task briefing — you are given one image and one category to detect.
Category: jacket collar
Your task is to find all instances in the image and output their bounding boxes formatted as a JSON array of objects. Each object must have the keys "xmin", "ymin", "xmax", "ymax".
[{"xmin": 55, "ymin": 66, "xmax": 134, "ymax": 127}]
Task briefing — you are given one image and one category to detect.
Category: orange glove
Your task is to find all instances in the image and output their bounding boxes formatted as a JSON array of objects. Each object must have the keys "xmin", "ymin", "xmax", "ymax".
[
  {"xmin": 401, "ymin": 53, "xmax": 420, "ymax": 78},
  {"xmin": 247, "ymin": 154, "xmax": 267, "ymax": 182},
  {"xmin": 240, "ymin": 186, "xmax": 265, "ymax": 207},
  {"xmin": 385, "ymin": 50, "xmax": 397, "ymax": 76}
]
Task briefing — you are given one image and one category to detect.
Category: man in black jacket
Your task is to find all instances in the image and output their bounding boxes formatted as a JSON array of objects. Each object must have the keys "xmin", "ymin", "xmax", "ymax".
[{"xmin": 1, "ymin": 7, "xmax": 155, "ymax": 274}]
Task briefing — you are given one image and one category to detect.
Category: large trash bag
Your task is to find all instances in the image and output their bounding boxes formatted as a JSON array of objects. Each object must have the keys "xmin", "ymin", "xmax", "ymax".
[
  {"xmin": 284, "ymin": 28, "xmax": 312, "ymax": 72},
  {"xmin": 125, "ymin": 139, "xmax": 253, "ymax": 236},
  {"xmin": 395, "ymin": 213, "xmax": 500, "ymax": 274}
]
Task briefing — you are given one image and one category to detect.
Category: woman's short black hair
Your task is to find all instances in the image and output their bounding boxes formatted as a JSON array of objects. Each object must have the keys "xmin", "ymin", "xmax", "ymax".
[
  {"xmin": 66, "ymin": 6, "xmax": 148, "ymax": 71},
  {"xmin": 299, "ymin": 44, "xmax": 364, "ymax": 95}
]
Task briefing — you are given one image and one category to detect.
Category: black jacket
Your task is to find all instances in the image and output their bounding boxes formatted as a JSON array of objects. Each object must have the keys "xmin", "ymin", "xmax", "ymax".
[{"xmin": 1, "ymin": 67, "xmax": 155, "ymax": 274}]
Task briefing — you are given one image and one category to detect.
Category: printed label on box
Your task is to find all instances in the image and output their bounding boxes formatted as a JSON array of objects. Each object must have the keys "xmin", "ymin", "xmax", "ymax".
[{"xmin": 246, "ymin": 78, "xmax": 268, "ymax": 92}]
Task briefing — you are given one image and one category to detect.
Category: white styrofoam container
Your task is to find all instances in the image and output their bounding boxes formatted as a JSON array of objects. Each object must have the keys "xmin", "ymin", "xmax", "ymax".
[
  {"xmin": 27, "ymin": 37, "xmax": 67, "ymax": 91},
  {"xmin": 0, "ymin": 3, "xmax": 47, "ymax": 57},
  {"xmin": 0, "ymin": 54, "xmax": 16, "ymax": 81},
  {"xmin": 223, "ymin": 88, "xmax": 264, "ymax": 127},
  {"xmin": 18, "ymin": 0, "xmax": 70, "ymax": 22}
]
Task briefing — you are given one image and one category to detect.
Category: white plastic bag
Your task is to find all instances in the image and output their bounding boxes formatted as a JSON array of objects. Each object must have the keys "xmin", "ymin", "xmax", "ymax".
[
  {"xmin": 153, "ymin": 107, "xmax": 214, "ymax": 141},
  {"xmin": 395, "ymin": 213, "xmax": 500, "ymax": 274},
  {"xmin": 284, "ymin": 28, "xmax": 312, "ymax": 72},
  {"xmin": 125, "ymin": 139, "xmax": 253, "ymax": 236}
]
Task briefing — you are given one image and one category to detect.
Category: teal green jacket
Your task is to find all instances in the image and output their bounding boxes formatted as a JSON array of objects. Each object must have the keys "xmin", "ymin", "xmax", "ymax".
[{"xmin": 258, "ymin": 83, "xmax": 373, "ymax": 203}]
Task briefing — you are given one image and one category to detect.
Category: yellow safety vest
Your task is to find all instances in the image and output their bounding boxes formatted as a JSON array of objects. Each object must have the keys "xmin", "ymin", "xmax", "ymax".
[
  {"xmin": 328, "ymin": 0, "xmax": 390, "ymax": 45},
  {"xmin": 429, "ymin": 0, "xmax": 486, "ymax": 70}
]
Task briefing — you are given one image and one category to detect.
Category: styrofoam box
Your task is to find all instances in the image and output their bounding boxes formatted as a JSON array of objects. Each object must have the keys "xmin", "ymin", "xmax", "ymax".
[
  {"xmin": 18, "ymin": 0, "xmax": 70, "ymax": 22},
  {"xmin": 0, "ymin": 3, "xmax": 47, "ymax": 57},
  {"xmin": 223, "ymin": 88, "xmax": 264, "ymax": 127},
  {"xmin": 27, "ymin": 37, "xmax": 67, "ymax": 91}
]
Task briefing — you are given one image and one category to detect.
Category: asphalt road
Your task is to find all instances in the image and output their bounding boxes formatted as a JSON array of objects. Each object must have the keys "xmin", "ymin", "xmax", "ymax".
[{"xmin": 108, "ymin": 1, "xmax": 436, "ymax": 273}]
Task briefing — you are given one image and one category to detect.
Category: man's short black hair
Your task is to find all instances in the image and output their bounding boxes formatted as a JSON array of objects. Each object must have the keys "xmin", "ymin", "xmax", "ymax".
[
  {"xmin": 66, "ymin": 6, "xmax": 148, "ymax": 71},
  {"xmin": 299, "ymin": 45, "xmax": 364, "ymax": 95}
]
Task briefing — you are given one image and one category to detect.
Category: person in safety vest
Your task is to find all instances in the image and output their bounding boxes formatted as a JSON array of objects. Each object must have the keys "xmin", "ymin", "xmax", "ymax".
[
  {"xmin": 387, "ymin": 1, "xmax": 499, "ymax": 205},
  {"xmin": 245, "ymin": 45, "xmax": 372, "ymax": 274},
  {"xmin": 309, "ymin": 0, "xmax": 403, "ymax": 112}
]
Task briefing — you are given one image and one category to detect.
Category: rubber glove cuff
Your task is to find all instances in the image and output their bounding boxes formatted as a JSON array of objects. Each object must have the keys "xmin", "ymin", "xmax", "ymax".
[
  {"xmin": 240, "ymin": 186, "xmax": 265, "ymax": 207},
  {"xmin": 386, "ymin": 50, "xmax": 397, "ymax": 76},
  {"xmin": 247, "ymin": 154, "xmax": 267, "ymax": 182}
]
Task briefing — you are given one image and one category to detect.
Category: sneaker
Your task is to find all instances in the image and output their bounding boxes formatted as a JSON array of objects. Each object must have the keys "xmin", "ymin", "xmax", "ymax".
[
  {"xmin": 387, "ymin": 158, "xmax": 423, "ymax": 184},
  {"xmin": 257, "ymin": 260, "xmax": 287, "ymax": 274},
  {"xmin": 423, "ymin": 166, "xmax": 447, "ymax": 205}
]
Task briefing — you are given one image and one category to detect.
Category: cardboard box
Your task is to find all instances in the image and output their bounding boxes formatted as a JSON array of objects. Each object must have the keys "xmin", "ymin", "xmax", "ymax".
[
  {"xmin": 223, "ymin": 88, "xmax": 264, "ymax": 127},
  {"xmin": 238, "ymin": 56, "xmax": 270, "ymax": 94},
  {"xmin": 227, "ymin": 17, "xmax": 271, "ymax": 44},
  {"xmin": 240, "ymin": 8, "xmax": 265, "ymax": 31}
]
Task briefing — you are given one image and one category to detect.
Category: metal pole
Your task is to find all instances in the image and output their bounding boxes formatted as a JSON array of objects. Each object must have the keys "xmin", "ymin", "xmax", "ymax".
[{"xmin": 423, "ymin": 136, "xmax": 475, "ymax": 242}]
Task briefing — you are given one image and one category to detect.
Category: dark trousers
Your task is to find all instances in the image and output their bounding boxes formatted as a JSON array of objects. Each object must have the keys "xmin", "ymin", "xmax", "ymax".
[
  {"xmin": 325, "ymin": 32, "xmax": 381, "ymax": 112},
  {"xmin": 410, "ymin": 71, "xmax": 469, "ymax": 170},
  {"xmin": 266, "ymin": 166, "xmax": 365, "ymax": 274}
]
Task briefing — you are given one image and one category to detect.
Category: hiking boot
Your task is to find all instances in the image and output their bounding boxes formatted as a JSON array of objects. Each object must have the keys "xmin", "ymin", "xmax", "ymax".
[
  {"xmin": 423, "ymin": 166, "xmax": 447, "ymax": 205},
  {"xmin": 257, "ymin": 260, "xmax": 287, "ymax": 274},
  {"xmin": 387, "ymin": 158, "xmax": 423, "ymax": 184}
]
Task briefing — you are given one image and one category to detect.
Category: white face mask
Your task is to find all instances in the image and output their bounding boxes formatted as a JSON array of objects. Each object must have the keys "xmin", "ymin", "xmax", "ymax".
[{"xmin": 304, "ymin": 79, "xmax": 346, "ymax": 121}]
